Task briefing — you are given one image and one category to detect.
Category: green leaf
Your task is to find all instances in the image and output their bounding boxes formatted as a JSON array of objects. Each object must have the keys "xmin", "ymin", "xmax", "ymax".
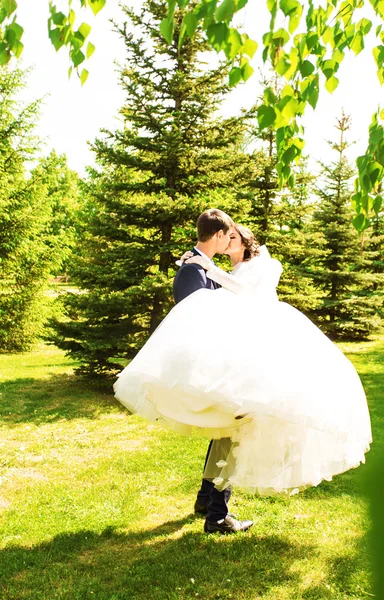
[
  {"xmin": 2, "ymin": 0, "xmax": 17, "ymax": 17},
  {"xmin": 275, "ymin": 55, "xmax": 290, "ymax": 76},
  {"xmin": 288, "ymin": 9, "xmax": 302, "ymax": 34},
  {"xmin": 257, "ymin": 104, "xmax": 276, "ymax": 129},
  {"xmin": 325, "ymin": 75, "xmax": 339, "ymax": 93},
  {"xmin": 242, "ymin": 36, "xmax": 258, "ymax": 58},
  {"xmin": 215, "ymin": 0, "xmax": 236, "ymax": 22},
  {"xmin": 229, "ymin": 66, "xmax": 242, "ymax": 86},
  {"xmin": 69, "ymin": 9, "xmax": 76, "ymax": 26},
  {"xmin": 48, "ymin": 28, "xmax": 65, "ymax": 52},
  {"xmin": 351, "ymin": 32, "xmax": 364, "ymax": 55},
  {"xmin": 368, "ymin": 161, "xmax": 384, "ymax": 185},
  {"xmin": 373, "ymin": 195, "xmax": 382, "ymax": 214},
  {"xmin": 88, "ymin": 0, "xmax": 106, "ymax": 16},
  {"xmin": 80, "ymin": 68, "xmax": 89, "ymax": 85},
  {"xmin": 51, "ymin": 11, "xmax": 67, "ymax": 26},
  {"xmin": 272, "ymin": 28, "xmax": 290, "ymax": 45},
  {"xmin": 11, "ymin": 38, "xmax": 23, "ymax": 57},
  {"xmin": 177, "ymin": 0, "xmax": 189, "ymax": 8},
  {"xmin": 299, "ymin": 59, "xmax": 314, "ymax": 76},
  {"xmin": 306, "ymin": 32, "xmax": 318, "ymax": 51},
  {"xmin": 5, "ymin": 21, "xmax": 23, "ymax": 49},
  {"xmin": 352, "ymin": 213, "xmax": 370, "ymax": 232},
  {"xmin": 207, "ymin": 23, "xmax": 229, "ymax": 52},
  {"xmin": 160, "ymin": 17, "xmax": 174, "ymax": 44},
  {"xmin": 277, "ymin": 95, "xmax": 299, "ymax": 121},
  {"xmin": 282, "ymin": 144, "xmax": 299, "ymax": 163},
  {"xmin": 224, "ymin": 27, "xmax": 242, "ymax": 60},
  {"xmin": 86, "ymin": 41, "xmax": 95, "ymax": 58},
  {"xmin": 0, "ymin": 41, "xmax": 7, "ymax": 65},
  {"xmin": 183, "ymin": 12, "xmax": 198, "ymax": 38},
  {"xmin": 71, "ymin": 49, "xmax": 85, "ymax": 68},
  {"xmin": 79, "ymin": 22, "xmax": 92, "ymax": 39},
  {"xmin": 357, "ymin": 17, "xmax": 372, "ymax": 35},
  {"xmin": 264, "ymin": 86, "xmax": 278, "ymax": 105},
  {"xmin": 241, "ymin": 60, "xmax": 254, "ymax": 81}
]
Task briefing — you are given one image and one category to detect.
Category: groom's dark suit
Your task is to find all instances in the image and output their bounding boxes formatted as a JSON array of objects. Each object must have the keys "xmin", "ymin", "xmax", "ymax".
[{"xmin": 173, "ymin": 248, "xmax": 231, "ymax": 522}]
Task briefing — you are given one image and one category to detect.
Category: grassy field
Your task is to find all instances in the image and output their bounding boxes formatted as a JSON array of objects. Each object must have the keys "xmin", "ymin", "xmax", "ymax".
[{"xmin": 0, "ymin": 337, "xmax": 383, "ymax": 600}]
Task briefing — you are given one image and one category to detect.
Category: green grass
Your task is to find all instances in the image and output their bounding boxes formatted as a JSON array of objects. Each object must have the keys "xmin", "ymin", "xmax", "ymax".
[{"xmin": 0, "ymin": 337, "xmax": 383, "ymax": 600}]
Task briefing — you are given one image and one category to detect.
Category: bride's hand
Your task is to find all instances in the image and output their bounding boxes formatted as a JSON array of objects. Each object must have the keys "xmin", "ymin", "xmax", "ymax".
[
  {"xmin": 185, "ymin": 255, "xmax": 212, "ymax": 270},
  {"xmin": 181, "ymin": 251, "xmax": 194, "ymax": 262},
  {"xmin": 175, "ymin": 250, "xmax": 194, "ymax": 267}
]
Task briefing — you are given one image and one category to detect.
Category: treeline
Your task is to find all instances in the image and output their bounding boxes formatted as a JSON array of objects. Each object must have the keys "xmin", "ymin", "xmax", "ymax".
[
  {"xmin": 1, "ymin": 0, "xmax": 383, "ymax": 374},
  {"xmin": 0, "ymin": 68, "xmax": 80, "ymax": 352}
]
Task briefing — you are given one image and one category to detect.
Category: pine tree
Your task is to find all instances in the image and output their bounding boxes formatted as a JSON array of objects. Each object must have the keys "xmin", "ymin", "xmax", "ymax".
[
  {"xmin": 271, "ymin": 159, "xmax": 326, "ymax": 313},
  {"xmin": 53, "ymin": 0, "xmax": 249, "ymax": 375},
  {"xmin": 31, "ymin": 151, "xmax": 81, "ymax": 278},
  {"xmin": 0, "ymin": 68, "xmax": 50, "ymax": 351},
  {"xmin": 0, "ymin": 69, "xmax": 80, "ymax": 351},
  {"xmin": 311, "ymin": 113, "xmax": 381, "ymax": 339}
]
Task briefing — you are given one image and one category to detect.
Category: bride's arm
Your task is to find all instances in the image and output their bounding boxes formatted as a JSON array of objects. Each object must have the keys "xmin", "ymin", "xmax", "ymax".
[
  {"xmin": 205, "ymin": 264, "xmax": 245, "ymax": 294},
  {"xmin": 185, "ymin": 255, "xmax": 245, "ymax": 294}
]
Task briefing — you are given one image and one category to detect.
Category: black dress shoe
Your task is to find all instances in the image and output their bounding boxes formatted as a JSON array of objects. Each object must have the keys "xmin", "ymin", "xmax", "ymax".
[{"xmin": 204, "ymin": 515, "xmax": 253, "ymax": 534}]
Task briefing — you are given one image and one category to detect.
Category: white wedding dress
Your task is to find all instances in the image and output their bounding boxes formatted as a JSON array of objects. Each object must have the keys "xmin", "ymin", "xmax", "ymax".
[{"xmin": 114, "ymin": 246, "xmax": 372, "ymax": 494}]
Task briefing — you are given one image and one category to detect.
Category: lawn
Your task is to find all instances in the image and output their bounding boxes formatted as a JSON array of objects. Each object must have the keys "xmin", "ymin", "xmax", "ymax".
[{"xmin": 0, "ymin": 337, "xmax": 382, "ymax": 599}]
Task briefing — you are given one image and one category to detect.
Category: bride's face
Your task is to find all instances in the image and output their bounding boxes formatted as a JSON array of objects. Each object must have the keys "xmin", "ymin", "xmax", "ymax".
[{"xmin": 225, "ymin": 229, "xmax": 244, "ymax": 256}]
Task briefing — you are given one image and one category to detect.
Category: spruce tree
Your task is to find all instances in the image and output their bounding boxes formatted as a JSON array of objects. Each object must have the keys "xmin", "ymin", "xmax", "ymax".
[
  {"xmin": 312, "ymin": 113, "xmax": 381, "ymax": 339},
  {"xmin": 0, "ymin": 69, "xmax": 78, "ymax": 350},
  {"xmin": 0, "ymin": 68, "xmax": 48, "ymax": 350},
  {"xmin": 53, "ymin": 0, "xmax": 248, "ymax": 375},
  {"xmin": 271, "ymin": 160, "xmax": 326, "ymax": 313}
]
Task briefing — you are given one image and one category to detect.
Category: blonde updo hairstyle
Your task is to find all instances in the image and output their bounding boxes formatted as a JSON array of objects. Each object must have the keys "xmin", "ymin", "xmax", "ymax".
[{"xmin": 234, "ymin": 224, "xmax": 260, "ymax": 261}]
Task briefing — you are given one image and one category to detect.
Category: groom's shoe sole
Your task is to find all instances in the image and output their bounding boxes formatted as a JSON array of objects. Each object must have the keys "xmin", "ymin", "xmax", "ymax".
[{"xmin": 204, "ymin": 516, "xmax": 253, "ymax": 534}]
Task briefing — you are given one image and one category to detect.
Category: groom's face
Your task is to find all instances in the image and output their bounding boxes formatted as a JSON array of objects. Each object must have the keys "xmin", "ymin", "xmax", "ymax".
[{"xmin": 216, "ymin": 227, "xmax": 233, "ymax": 254}]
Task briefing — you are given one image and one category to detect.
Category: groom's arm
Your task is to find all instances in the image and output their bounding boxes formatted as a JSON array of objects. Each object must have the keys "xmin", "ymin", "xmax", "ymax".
[{"xmin": 173, "ymin": 264, "xmax": 208, "ymax": 303}]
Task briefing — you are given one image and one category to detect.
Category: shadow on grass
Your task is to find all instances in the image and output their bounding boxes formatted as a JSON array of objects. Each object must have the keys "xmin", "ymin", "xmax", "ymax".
[
  {"xmin": 0, "ymin": 519, "xmax": 328, "ymax": 600},
  {"xmin": 0, "ymin": 374, "xmax": 122, "ymax": 426}
]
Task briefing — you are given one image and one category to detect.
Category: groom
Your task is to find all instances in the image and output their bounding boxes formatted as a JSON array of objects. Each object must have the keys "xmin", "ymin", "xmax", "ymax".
[{"xmin": 173, "ymin": 208, "xmax": 253, "ymax": 534}]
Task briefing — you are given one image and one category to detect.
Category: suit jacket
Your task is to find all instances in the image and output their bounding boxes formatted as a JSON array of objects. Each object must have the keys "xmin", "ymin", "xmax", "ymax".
[{"xmin": 173, "ymin": 248, "xmax": 220, "ymax": 304}]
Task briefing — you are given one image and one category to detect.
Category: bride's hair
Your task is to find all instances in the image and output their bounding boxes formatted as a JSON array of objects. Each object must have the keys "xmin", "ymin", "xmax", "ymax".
[{"xmin": 235, "ymin": 224, "xmax": 260, "ymax": 261}]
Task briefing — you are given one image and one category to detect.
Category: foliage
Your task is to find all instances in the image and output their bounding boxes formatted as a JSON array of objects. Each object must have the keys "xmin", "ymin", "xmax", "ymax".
[
  {"xmin": 31, "ymin": 151, "xmax": 82, "ymax": 277},
  {"xmin": 0, "ymin": 68, "xmax": 81, "ymax": 351},
  {"xmin": 311, "ymin": 113, "xmax": 382, "ymax": 339},
  {"xmin": 2, "ymin": 0, "xmax": 384, "ymax": 229}
]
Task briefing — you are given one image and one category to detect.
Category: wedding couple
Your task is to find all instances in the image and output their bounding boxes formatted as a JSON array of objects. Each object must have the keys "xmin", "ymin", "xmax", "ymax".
[{"xmin": 114, "ymin": 208, "xmax": 372, "ymax": 534}]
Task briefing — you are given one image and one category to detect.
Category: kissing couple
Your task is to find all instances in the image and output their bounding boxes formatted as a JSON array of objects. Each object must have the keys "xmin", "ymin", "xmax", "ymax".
[{"xmin": 114, "ymin": 208, "xmax": 371, "ymax": 534}]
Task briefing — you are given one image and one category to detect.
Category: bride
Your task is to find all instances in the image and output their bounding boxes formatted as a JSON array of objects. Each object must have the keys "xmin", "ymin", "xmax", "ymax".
[{"xmin": 114, "ymin": 224, "xmax": 372, "ymax": 495}]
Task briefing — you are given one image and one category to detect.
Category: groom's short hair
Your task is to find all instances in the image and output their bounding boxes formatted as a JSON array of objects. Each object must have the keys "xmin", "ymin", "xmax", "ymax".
[{"xmin": 197, "ymin": 209, "xmax": 233, "ymax": 242}]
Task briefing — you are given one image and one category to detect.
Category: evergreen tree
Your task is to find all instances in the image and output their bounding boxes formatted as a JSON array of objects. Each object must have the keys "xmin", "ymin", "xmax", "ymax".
[
  {"xmin": 53, "ymin": 0, "xmax": 249, "ymax": 375},
  {"xmin": 0, "ymin": 69, "xmax": 80, "ymax": 351},
  {"xmin": 271, "ymin": 160, "xmax": 326, "ymax": 313},
  {"xmin": 31, "ymin": 151, "xmax": 81, "ymax": 278},
  {"xmin": 0, "ymin": 68, "xmax": 49, "ymax": 351},
  {"xmin": 312, "ymin": 113, "xmax": 381, "ymax": 339},
  {"xmin": 357, "ymin": 212, "xmax": 384, "ymax": 323}
]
